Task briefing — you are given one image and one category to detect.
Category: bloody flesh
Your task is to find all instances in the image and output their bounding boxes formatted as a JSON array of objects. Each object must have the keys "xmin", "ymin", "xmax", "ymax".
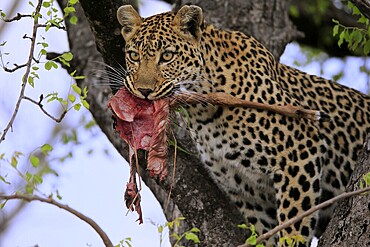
[{"xmin": 107, "ymin": 88, "xmax": 170, "ymax": 179}]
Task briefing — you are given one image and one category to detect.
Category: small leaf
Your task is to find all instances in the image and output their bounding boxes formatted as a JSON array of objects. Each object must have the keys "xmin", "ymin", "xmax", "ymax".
[
  {"xmin": 72, "ymin": 83, "xmax": 81, "ymax": 94},
  {"xmin": 333, "ymin": 25, "xmax": 339, "ymax": 37},
  {"xmin": 11, "ymin": 156, "xmax": 18, "ymax": 168},
  {"xmin": 41, "ymin": 143, "xmax": 53, "ymax": 155},
  {"xmin": 68, "ymin": 94, "xmax": 76, "ymax": 103},
  {"xmin": 33, "ymin": 174, "xmax": 43, "ymax": 184},
  {"xmin": 61, "ymin": 52, "xmax": 73, "ymax": 61},
  {"xmin": 26, "ymin": 171, "xmax": 32, "ymax": 181},
  {"xmin": 171, "ymin": 233, "xmax": 180, "ymax": 241},
  {"xmin": 190, "ymin": 227, "xmax": 200, "ymax": 233},
  {"xmin": 237, "ymin": 223, "xmax": 248, "ymax": 229},
  {"xmin": 45, "ymin": 61, "xmax": 53, "ymax": 70},
  {"xmin": 338, "ymin": 31, "xmax": 345, "ymax": 47},
  {"xmin": 158, "ymin": 225, "xmax": 163, "ymax": 234},
  {"xmin": 30, "ymin": 155, "xmax": 40, "ymax": 168},
  {"xmin": 185, "ymin": 232, "xmax": 200, "ymax": 243},
  {"xmin": 32, "ymin": 66, "xmax": 39, "ymax": 70},
  {"xmin": 0, "ymin": 41, "xmax": 6, "ymax": 46},
  {"xmin": 28, "ymin": 76, "xmax": 34, "ymax": 87},
  {"xmin": 28, "ymin": 1, "xmax": 34, "ymax": 7},
  {"xmin": 364, "ymin": 40, "xmax": 370, "ymax": 55},
  {"xmin": 82, "ymin": 99, "xmax": 89, "ymax": 109},
  {"xmin": 69, "ymin": 15, "xmax": 78, "ymax": 25},
  {"xmin": 73, "ymin": 103, "xmax": 81, "ymax": 111},
  {"xmin": 246, "ymin": 235, "xmax": 257, "ymax": 245},
  {"xmin": 69, "ymin": 0, "xmax": 79, "ymax": 5},
  {"xmin": 42, "ymin": 2, "xmax": 51, "ymax": 8}
]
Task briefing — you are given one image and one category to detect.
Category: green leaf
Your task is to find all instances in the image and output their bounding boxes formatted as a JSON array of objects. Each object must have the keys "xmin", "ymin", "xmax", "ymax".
[
  {"xmin": 0, "ymin": 41, "xmax": 6, "ymax": 46},
  {"xmin": 72, "ymin": 83, "xmax": 82, "ymax": 94},
  {"xmin": 82, "ymin": 99, "xmax": 90, "ymax": 109},
  {"xmin": 184, "ymin": 232, "xmax": 200, "ymax": 243},
  {"xmin": 353, "ymin": 31, "xmax": 362, "ymax": 44},
  {"xmin": 237, "ymin": 223, "xmax": 248, "ymax": 229},
  {"xmin": 26, "ymin": 171, "xmax": 32, "ymax": 181},
  {"xmin": 30, "ymin": 155, "xmax": 40, "ymax": 168},
  {"xmin": 190, "ymin": 227, "xmax": 200, "ymax": 233},
  {"xmin": 45, "ymin": 61, "xmax": 54, "ymax": 70},
  {"xmin": 32, "ymin": 66, "xmax": 39, "ymax": 70},
  {"xmin": 28, "ymin": 1, "xmax": 34, "ymax": 7},
  {"xmin": 73, "ymin": 75, "xmax": 85, "ymax": 80},
  {"xmin": 42, "ymin": 2, "xmax": 51, "ymax": 8},
  {"xmin": 11, "ymin": 156, "xmax": 18, "ymax": 168},
  {"xmin": 364, "ymin": 40, "xmax": 370, "ymax": 55},
  {"xmin": 338, "ymin": 31, "xmax": 345, "ymax": 47},
  {"xmin": 0, "ymin": 153, "xmax": 4, "ymax": 159},
  {"xmin": 158, "ymin": 225, "xmax": 163, "ymax": 233},
  {"xmin": 64, "ymin": 6, "xmax": 76, "ymax": 15},
  {"xmin": 333, "ymin": 25, "xmax": 339, "ymax": 37},
  {"xmin": 68, "ymin": 94, "xmax": 76, "ymax": 103},
  {"xmin": 0, "ymin": 202, "xmax": 6, "ymax": 209},
  {"xmin": 69, "ymin": 0, "xmax": 79, "ymax": 5},
  {"xmin": 69, "ymin": 15, "xmax": 78, "ymax": 25},
  {"xmin": 332, "ymin": 19, "xmax": 339, "ymax": 24},
  {"xmin": 41, "ymin": 143, "xmax": 53, "ymax": 155},
  {"xmin": 172, "ymin": 233, "xmax": 180, "ymax": 241},
  {"xmin": 289, "ymin": 5, "xmax": 299, "ymax": 18},
  {"xmin": 358, "ymin": 15, "xmax": 369, "ymax": 25},
  {"xmin": 61, "ymin": 52, "xmax": 73, "ymax": 61},
  {"xmin": 246, "ymin": 235, "xmax": 257, "ymax": 245},
  {"xmin": 28, "ymin": 76, "xmax": 34, "ymax": 87},
  {"xmin": 33, "ymin": 174, "xmax": 43, "ymax": 184},
  {"xmin": 73, "ymin": 103, "xmax": 81, "ymax": 111}
]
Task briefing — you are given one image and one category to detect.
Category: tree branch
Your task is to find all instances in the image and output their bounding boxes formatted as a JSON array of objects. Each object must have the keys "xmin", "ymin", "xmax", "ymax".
[
  {"xmin": 22, "ymin": 95, "xmax": 67, "ymax": 123},
  {"xmin": 0, "ymin": 194, "xmax": 113, "ymax": 247},
  {"xmin": 238, "ymin": 186, "xmax": 370, "ymax": 247},
  {"xmin": 350, "ymin": 0, "xmax": 370, "ymax": 20},
  {"xmin": 0, "ymin": 0, "xmax": 42, "ymax": 144}
]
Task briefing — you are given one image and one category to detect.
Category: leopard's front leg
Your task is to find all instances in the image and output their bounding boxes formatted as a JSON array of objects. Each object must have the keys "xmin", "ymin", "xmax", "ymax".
[{"xmin": 272, "ymin": 154, "xmax": 323, "ymax": 247}]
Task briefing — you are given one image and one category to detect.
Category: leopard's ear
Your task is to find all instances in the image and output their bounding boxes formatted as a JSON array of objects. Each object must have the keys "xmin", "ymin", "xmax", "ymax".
[
  {"xmin": 172, "ymin": 5, "xmax": 204, "ymax": 42},
  {"xmin": 117, "ymin": 5, "xmax": 142, "ymax": 41}
]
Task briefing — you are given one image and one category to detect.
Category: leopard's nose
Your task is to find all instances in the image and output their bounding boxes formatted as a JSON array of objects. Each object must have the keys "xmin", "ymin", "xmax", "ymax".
[{"xmin": 138, "ymin": 88, "xmax": 153, "ymax": 98}]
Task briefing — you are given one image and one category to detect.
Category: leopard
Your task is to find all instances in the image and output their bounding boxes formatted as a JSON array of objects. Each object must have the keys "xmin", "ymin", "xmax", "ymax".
[{"xmin": 116, "ymin": 4, "xmax": 370, "ymax": 246}]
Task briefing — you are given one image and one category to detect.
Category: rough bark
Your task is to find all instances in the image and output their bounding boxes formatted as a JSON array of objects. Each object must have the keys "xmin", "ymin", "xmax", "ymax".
[
  {"xmin": 60, "ymin": 0, "xmax": 248, "ymax": 246},
  {"xmin": 318, "ymin": 134, "xmax": 370, "ymax": 247},
  {"xmin": 188, "ymin": 0, "xmax": 300, "ymax": 58},
  {"xmin": 56, "ymin": 0, "xmax": 370, "ymax": 246}
]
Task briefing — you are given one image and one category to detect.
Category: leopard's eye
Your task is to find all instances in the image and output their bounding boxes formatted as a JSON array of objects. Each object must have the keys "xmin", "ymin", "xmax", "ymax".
[
  {"xmin": 160, "ymin": 51, "xmax": 176, "ymax": 63},
  {"xmin": 127, "ymin": 51, "xmax": 140, "ymax": 62}
]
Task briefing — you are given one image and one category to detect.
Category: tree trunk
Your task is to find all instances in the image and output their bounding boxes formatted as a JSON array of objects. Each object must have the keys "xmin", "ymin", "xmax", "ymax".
[
  {"xmin": 318, "ymin": 134, "xmax": 370, "ymax": 247},
  {"xmin": 56, "ymin": 0, "xmax": 370, "ymax": 246}
]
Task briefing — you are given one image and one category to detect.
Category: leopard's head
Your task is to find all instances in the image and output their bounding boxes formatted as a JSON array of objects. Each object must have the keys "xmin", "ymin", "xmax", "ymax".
[{"xmin": 116, "ymin": 5, "xmax": 207, "ymax": 100}]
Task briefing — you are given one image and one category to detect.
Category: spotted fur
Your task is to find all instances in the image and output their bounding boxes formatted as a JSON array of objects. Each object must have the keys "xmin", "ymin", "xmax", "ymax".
[{"xmin": 117, "ymin": 5, "xmax": 370, "ymax": 246}]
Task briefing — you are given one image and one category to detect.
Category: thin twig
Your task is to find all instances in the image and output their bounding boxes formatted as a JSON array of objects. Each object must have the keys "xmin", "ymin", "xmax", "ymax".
[
  {"xmin": 0, "ymin": 0, "xmax": 42, "ymax": 144},
  {"xmin": 2, "ymin": 63, "xmax": 27, "ymax": 73},
  {"xmin": 0, "ymin": 193, "xmax": 114, "ymax": 247},
  {"xmin": 2, "ymin": 13, "xmax": 32, "ymax": 22},
  {"xmin": 22, "ymin": 95, "xmax": 67, "ymax": 123},
  {"xmin": 238, "ymin": 186, "xmax": 370, "ymax": 247}
]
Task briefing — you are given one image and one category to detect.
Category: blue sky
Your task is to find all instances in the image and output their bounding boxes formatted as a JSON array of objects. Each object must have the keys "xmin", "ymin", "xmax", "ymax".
[{"xmin": 0, "ymin": 1, "xmax": 369, "ymax": 247}]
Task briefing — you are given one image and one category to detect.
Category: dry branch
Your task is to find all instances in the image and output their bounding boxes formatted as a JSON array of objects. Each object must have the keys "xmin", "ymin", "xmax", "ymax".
[
  {"xmin": 0, "ymin": 193, "xmax": 114, "ymax": 247},
  {"xmin": 0, "ymin": 0, "xmax": 42, "ymax": 144},
  {"xmin": 238, "ymin": 186, "xmax": 370, "ymax": 247}
]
